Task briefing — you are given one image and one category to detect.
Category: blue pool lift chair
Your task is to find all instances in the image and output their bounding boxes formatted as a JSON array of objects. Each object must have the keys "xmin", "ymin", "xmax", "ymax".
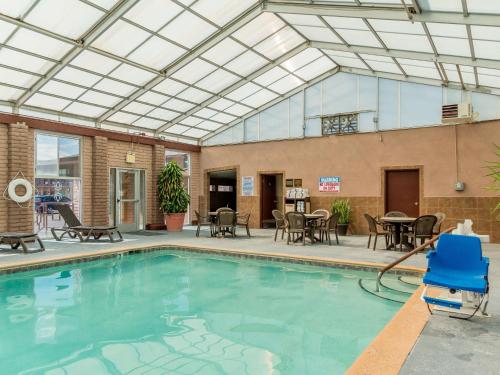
[{"xmin": 421, "ymin": 233, "xmax": 490, "ymax": 318}]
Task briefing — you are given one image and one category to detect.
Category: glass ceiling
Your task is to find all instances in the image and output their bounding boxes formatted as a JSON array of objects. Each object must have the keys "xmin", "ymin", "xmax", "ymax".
[{"xmin": 0, "ymin": 0, "xmax": 499, "ymax": 143}]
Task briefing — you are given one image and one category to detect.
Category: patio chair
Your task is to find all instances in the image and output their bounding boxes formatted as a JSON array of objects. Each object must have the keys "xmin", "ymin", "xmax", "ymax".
[
  {"xmin": 385, "ymin": 211, "xmax": 407, "ymax": 217},
  {"xmin": 285, "ymin": 212, "xmax": 308, "ymax": 245},
  {"xmin": 318, "ymin": 211, "xmax": 340, "ymax": 245},
  {"xmin": 405, "ymin": 215, "xmax": 437, "ymax": 250},
  {"xmin": 0, "ymin": 233, "xmax": 45, "ymax": 253},
  {"xmin": 215, "ymin": 210, "xmax": 236, "ymax": 238},
  {"xmin": 237, "ymin": 213, "xmax": 251, "ymax": 237},
  {"xmin": 432, "ymin": 212, "xmax": 446, "ymax": 236},
  {"xmin": 195, "ymin": 210, "xmax": 213, "ymax": 237},
  {"xmin": 421, "ymin": 234, "xmax": 489, "ymax": 318},
  {"xmin": 51, "ymin": 204, "xmax": 123, "ymax": 242},
  {"xmin": 382, "ymin": 211, "xmax": 407, "ymax": 240},
  {"xmin": 364, "ymin": 213, "xmax": 390, "ymax": 250},
  {"xmin": 272, "ymin": 209, "xmax": 287, "ymax": 241}
]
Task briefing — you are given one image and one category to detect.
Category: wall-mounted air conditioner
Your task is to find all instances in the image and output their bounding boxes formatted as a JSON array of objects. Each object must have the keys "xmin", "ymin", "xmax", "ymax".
[{"xmin": 442, "ymin": 103, "xmax": 473, "ymax": 124}]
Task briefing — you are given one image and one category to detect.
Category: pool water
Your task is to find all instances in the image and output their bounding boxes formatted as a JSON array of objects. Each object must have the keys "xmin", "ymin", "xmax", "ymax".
[{"xmin": 0, "ymin": 250, "xmax": 406, "ymax": 375}]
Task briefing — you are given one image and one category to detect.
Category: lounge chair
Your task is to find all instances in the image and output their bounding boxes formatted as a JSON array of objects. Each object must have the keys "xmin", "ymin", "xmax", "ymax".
[
  {"xmin": 51, "ymin": 204, "xmax": 123, "ymax": 242},
  {"xmin": 0, "ymin": 233, "xmax": 45, "ymax": 253},
  {"xmin": 421, "ymin": 234, "xmax": 489, "ymax": 318}
]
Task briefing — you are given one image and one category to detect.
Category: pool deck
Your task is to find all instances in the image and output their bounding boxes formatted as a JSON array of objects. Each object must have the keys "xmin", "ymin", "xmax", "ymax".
[{"xmin": 1, "ymin": 227, "xmax": 499, "ymax": 374}]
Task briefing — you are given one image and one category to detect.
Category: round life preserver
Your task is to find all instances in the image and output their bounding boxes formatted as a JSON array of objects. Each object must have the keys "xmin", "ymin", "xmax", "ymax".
[{"xmin": 8, "ymin": 178, "xmax": 33, "ymax": 203}]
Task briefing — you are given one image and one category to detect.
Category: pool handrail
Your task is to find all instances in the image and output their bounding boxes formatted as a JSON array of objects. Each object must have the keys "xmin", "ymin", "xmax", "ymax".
[{"xmin": 375, "ymin": 227, "xmax": 455, "ymax": 292}]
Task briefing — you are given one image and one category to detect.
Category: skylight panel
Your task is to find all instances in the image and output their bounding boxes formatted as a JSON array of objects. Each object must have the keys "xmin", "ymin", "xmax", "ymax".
[
  {"xmin": 432, "ymin": 36, "xmax": 470, "ymax": 57},
  {"xmin": 208, "ymin": 98, "xmax": 234, "ymax": 111},
  {"xmin": 294, "ymin": 56, "xmax": 336, "ymax": 81},
  {"xmin": 25, "ymin": 93, "xmax": 71, "ymax": 111},
  {"xmin": 137, "ymin": 91, "xmax": 169, "ymax": 106},
  {"xmin": 473, "ymin": 40, "xmax": 500, "ymax": 60},
  {"xmin": 196, "ymin": 120, "xmax": 224, "ymax": 130},
  {"xmin": 253, "ymin": 67, "xmax": 288, "ymax": 86},
  {"xmin": 378, "ymin": 33, "xmax": 433, "ymax": 53},
  {"xmin": 294, "ymin": 26, "xmax": 342, "ymax": 44},
  {"xmin": 0, "ymin": 48, "xmax": 53, "ymax": 75},
  {"xmin": 442, "ymin": 64, "xmax": 461, "ymax": 83},
  {"xmin": 179, "ymin": 117, "xmax": 202, "ymax": 126},
  {"xmin": 226, "ymin": 82, "xmax": 260, "ymax": 101},
  {"xmin": 176, "ymin": 87, "xmax": 212, "ymax": 103},
  {"xmin": 0, "ymin": 0, "xmax": 36, "ymax": 18},
  {"xmin": 279, "ymin": 13, "xmax": 323, "ymax": 27},
  {"xmin": 123, "ymin": 101, "xmax": 156, "ymax": 115},
  {"xmin": 191, "ymin": 0, "xmax": 257, "ymax": 27},
  {"xmin": 0, "ymin": 85, "xmax": 23, "ymax": 101},
  {"xmin": 240, "ymin": 89, "xmax": 279, "ymax": 108},
  {"xmin": 92, "ymin": 20, "xmax": 150, "ymax": 57},
  {"xmin": 153, "ymin": 78, "xmax": 187, "ymax": 96},
  {"xmin": 134, "ymin": 117, "xmax": 164, "ymax": 129},
  {"xmin": 124, "ymin": 0, "xmax": 183, "ymax": 32},
  {"xmin": 94, "ymin": 78, "xmax": 136, "ymax": 96},
  {"xmin": 459, "ymin": 66, "xmax": 476, "ymax": 85},
  {"xmin": 40, "ymin": 80, "xmax": 86, "ymax": 99},
  {"xmin": 183, "ymin": 128, "xmax": 209, "ymax": 138},
  {"xmin": 87, "ymin": 0, "xmax": 119, "ymax": 10},
  {"xmin": 0, "ymin": 21, "xmax": 16, "ymax": 43},
  {"xmin": 167, "ymin": 124, "xmax": 191, "ymax": 134},
  {"xmin": 149, "ymin": 107, "xmax": 178, "ymax": 121},
  {"xmin": 70, "ymin": 50, "xmax": 120, "ymax": 75},
  {"xmin": 128, "ymin": 36, "xmax": 186, "ymax": 70},
  {"xmin": 110, "ymin": 64, "xmax": 156, "ymax": 86},
  {"xmin": 397, "ymin": 59, "xmax": 441, "ymax": 80},
  {"xmin": 159, "ymin": 11, "xmax": 217, "ymax": 48},
  {"xmin": 210, "ymin": 113, "xmax": 236, "ymax": 124},
  {"xmin": 202, "ymin": 38, "xmax": 247, "ymax": 66},
  {"xmin": 25, "ymin": 0, "xmax": 103, "ymax": 39},
  {"xmin": 79, "ymin": 90, "xmax": 121, "ymax": 107},
  {"xmin": 65, "ymin": 102, "xmax": 107, "ymax": 117},
  {"xmin": 323, "ymin": 16, "xmax": 367, "ymax": 30},
  {"xmin": 162, "ymin": 98, "xmax": 196, "ymax": 112},
  {"xmin": 268, "ymin": 75, "xmax": 304, "ymax": 94},
  {"xmin": 369, "ymin": 19, "xmax": 425, "ymax": 34},
  {"xmin": 361, "ymin": 55, "xmax": 401, "ymax": 74},
  {"xmin": 225, "ymin": 50, "xmax": 268, "ymax": 76},
  {"xmin": 171, "ymin": 59, "xmax": 217, "ymax": 84},
  {"xmin": 471, "ymin": 26, "xmax": 500, "ymax": 42},
  {"xmin": 225, "ymin": 103, "xmax": 252, "ymax": 116},
  {"xmin": 193, "ymin": 108, "xmax": 217, "ymax": 120},
  {"xmin": 196, "ymin": 69, "xmax": 240, "ymax": 93},
  {"xmin": 417, "ymin": 0, "xmax": 462, "ymax": 12},
  {"xmin": 467, "ymin": 1, "xmax": 500, "ymax": 14},
  {"xmin": 322, "ymin": 50, "xmax": 365, "ymax": 69},
  {"xmin": 55, "ymin": 67, "xmax": 101, "ymax": 88},
  {"xmin": 336, "ymin": 29, "xmax": 382, "ymax": 48},
  {"xmin": 426, "ymin": 23, "xmax": 467, "ymax": 38},
  {"xmin": 7, "ymin": 28, "xmax": 73, "ymax": 60},
  {"xmin": 107, "ymin": 111, "xmax": 140, "ymax": 124},
  {"xmin": 254, "ymin": 27, "xmax": 304, "ymax": 60},
  {"xmin": 232, "ymin": 13, "xmax": 285, "ymax": 47}
]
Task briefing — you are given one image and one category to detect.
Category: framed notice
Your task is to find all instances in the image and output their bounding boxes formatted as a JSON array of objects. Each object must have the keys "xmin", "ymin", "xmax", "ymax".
[
  {"xmin": 293, "ymin": 179, "xmax": 302, "ymax": 187},
  {"xmin": 285, "ymin": 179, "xmax": 294, "ymax": 187},
  {"xmin": 242, "ymin": 176, "xmax": 254, "ymax": 196},
  {"xmin": 319, "ymin": 176, "xmax": 341, "ymax": 193}
]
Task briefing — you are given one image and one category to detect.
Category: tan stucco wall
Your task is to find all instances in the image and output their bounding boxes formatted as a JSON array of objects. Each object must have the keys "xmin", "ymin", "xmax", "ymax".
[{"xmin": 201, "ymin": 122, "xmax": 499, "ymax": 198}]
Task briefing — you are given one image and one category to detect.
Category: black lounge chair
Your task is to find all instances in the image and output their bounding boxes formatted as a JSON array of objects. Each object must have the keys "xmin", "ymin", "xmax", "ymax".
[
  {"xmin": 0, "ymin": 233, "xmax": 45, "ymax": 253},
  {"xmin": 51, "ymin": 204, "xmax": 123, "ymax": 242}
]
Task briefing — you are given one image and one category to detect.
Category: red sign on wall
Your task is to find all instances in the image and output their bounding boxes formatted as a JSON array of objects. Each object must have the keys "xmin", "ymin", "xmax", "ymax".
[{"xmin": 319, "ymin": 176, "xmax": 340, "ymax": 193}]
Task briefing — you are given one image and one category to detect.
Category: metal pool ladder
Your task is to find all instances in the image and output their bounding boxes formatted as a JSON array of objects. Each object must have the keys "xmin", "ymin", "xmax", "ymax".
[{"xmin": 375, "ymin": 227, "xmax": 455, "ymax": 292}]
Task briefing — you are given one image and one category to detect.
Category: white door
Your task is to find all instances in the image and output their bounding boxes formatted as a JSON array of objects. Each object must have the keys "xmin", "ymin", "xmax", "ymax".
[{"xmin": 115, "ymin": 169, "xmax": 140, "ymax": 232}]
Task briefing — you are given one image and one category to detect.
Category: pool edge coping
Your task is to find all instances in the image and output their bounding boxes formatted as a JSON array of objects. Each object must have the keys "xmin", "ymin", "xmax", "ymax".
[{"xmin": 0, "ymin": 240, "xmax": 426, "ymax": 276}]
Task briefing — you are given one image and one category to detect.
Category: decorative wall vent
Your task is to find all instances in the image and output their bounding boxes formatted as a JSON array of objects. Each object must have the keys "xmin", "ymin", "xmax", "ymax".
[
  {"xmin": 321, "ymin": 113, "xmax": 359, "ymax": 135},
  {"xmin": 442, "ymin": 103, "xmax": 473, "ymax": 123}
]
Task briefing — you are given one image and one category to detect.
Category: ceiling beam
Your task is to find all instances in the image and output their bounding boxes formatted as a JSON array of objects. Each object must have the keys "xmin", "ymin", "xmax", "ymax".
[
  {"xmin": 262, "ymin": 1, "xmax": 500, "ymax": 26},
  {"xmin": 310, "ymin": 41, "xmax": 500, "ymax": 70},
  {"xmin": 15, "ymin": 0, "xmax": 142, "ymax": 107},
  {"xmin": 154, "ymin": 42, "xmax": 310, "ymax": 134},
  {"xmin": 202, "ymin": 66, "xmax": 341, "ymax": 142},
  {"xmin": 97, "ymin": 4, "xmax": 263, "ymax": 124}
]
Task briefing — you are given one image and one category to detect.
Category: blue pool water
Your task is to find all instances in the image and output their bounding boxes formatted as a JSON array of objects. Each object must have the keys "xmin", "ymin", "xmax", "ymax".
[{"xmin": 0, "ymin": 250, "xmax": 406, "ymax": 374}]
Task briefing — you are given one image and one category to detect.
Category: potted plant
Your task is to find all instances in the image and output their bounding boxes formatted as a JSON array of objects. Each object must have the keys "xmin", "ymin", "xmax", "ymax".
[
  {"xmin": 331, "ymin": 199, "xmax": 351, "ymax": 236},
  {"xmin": 158, "ymin": 160, "xmax": 190, "ymax": 232}
]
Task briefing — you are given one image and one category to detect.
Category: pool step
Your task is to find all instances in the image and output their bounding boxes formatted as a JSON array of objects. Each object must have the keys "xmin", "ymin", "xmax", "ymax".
[
  {"xmin": 380, "ymin": 277, "xmax": 420, "ymax": 294},
  {"xmin": 398, "ymin": 275, "xmax": 422, "ymax": 287},
  {"xmin": 358, "ymin": 279, "xmax": 410, "ymax": 304}
]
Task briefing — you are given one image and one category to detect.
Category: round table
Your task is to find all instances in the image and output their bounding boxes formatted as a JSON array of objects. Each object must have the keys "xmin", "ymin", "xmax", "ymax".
[{"xmin": 380, "ymin": 216, "xmax": 416, "ymax": 251}]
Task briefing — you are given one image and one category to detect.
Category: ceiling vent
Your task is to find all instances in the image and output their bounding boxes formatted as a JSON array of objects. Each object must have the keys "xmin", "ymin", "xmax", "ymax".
[{"xmin": 442, "ymin": 103, "xmax": 473, "ymax": 124}]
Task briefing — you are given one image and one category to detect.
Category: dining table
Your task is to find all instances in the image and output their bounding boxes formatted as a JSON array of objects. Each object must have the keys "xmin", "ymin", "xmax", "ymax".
[
  {"xmin": 379, "ymin": 216, "xmax": 416, "ymax": 251},
  {"xmin": 297, "ymin": 213, "xmax": 324, "ymax": 243}
]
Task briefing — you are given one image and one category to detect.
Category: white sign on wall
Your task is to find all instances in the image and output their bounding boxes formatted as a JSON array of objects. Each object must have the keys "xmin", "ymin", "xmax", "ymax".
[{"xmin": 242, "ymin": 176, "xmax": 254, "ymax": 196}]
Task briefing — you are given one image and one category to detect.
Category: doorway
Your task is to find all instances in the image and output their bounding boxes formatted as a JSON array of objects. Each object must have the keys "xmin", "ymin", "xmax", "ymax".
[
  {"xmin": 385, "ymin": 169, "xmax": 420, "ymax": 217},
  {"xmin": 110, "ymin": 168, "xmax": 146, "ymax": 232},
  {"xmin": 260, "ymin": 174, "xmax": 283, "ymax": 228},
  {"xmin": 208, "ymin": 169, "xmax": 237, "ymax": 211}
]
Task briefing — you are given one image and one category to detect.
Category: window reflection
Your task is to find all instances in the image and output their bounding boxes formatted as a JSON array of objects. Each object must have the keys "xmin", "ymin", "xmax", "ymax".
[
  {"xmin": 58, "ymin": 137, "xmax": 80, "ymax": 177},
  {"xmin": 36, "ymin": 134, "xmax": 58, "ymax": 176}
]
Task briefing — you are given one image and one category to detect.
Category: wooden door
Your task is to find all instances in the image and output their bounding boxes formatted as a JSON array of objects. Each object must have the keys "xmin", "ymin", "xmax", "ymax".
[
  {"xmin": 385, "ymin": 170, "xmax": 420, "ymax": 217},
  {"xmin": 261, "ymin": 175, "xmax": 277, "ymax": 227}
]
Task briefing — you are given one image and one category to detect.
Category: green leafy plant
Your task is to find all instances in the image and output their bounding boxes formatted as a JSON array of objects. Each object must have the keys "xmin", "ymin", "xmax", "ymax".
[
  {"xmin": 331, "ymin": 199, "xmax": 351, "ymax": 224},
  {"xmin": 485, "ymin": 144, "xmax": 500, "ymax": 221},
  {"xmin": 158, "ymin": 160, "xmax": 190, "ymax": 214}
]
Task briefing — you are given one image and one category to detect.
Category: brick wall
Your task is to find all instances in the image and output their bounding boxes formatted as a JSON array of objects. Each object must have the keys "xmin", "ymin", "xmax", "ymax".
[
  {"xmin": 92, "ymin": 136, "xmax": 109, "ymax": 226},
  {"xmin": 82, "ymin": 136, "xmax": 93, "ymax": 224},
  {"xmin": 0, "ymin": 124, "xmax": 8, "ymax": 232}
]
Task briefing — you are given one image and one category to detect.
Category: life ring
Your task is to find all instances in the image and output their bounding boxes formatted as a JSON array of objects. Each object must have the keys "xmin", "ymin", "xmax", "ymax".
[{"xmin": 8, "ymin": 178, "xmax": 33, "ymax": 203}]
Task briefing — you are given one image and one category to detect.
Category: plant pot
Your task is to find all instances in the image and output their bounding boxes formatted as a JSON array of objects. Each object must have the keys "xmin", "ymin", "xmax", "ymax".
[
  {"xmin": 164, "ymin": 213, "xmax": 185, "ymax": 232},
  {"xmin": 337, "ymin": 223, "xmax": 349, "ymax": 236}
]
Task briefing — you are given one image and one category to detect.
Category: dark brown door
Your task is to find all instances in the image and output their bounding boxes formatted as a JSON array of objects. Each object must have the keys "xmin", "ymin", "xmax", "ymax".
[
  {"xmin": 261, "ymin": 175, "xmax": 277, "ymax": 227},
  {"xmin": 385, "ymin": 170, "xmax": 419, "ymax": 217}
]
